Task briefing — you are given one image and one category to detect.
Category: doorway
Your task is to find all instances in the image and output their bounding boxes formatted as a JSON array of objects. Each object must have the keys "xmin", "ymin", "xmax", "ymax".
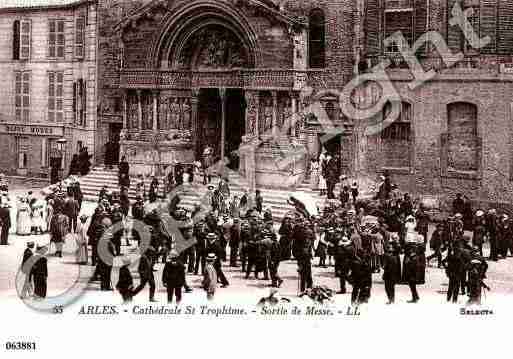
[
  {"xmin": 109, "ymin": 123, "xmax": 123, "ymax": 165},
  {"xmin": 198, "ymin": 88, "xmax": 246, "ymax": 170}
]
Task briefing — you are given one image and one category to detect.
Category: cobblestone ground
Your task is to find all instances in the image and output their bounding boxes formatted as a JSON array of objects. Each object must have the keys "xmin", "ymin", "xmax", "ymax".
[{"xmin": 1, "ymin": 187, "xmax": 513, "ymax": 308}]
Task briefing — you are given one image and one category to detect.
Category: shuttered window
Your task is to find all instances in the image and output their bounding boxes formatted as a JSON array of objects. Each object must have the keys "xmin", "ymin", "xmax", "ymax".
[
  {"xmin": 498, "ymin": 0, "xmax": 513, "ymax": 54},
  {"xmin": 15, "ymin": 71, "xmax": 30, "ymax": 123},
  {"xmin": 48, "ymin": 72, "xmax": 64, "ymax": 123},
  {"xmin": 48, "ymin": 19, "xmax": 65, "ymax": 59},
  {"xmin": 308, "ymin": 9, "xmax": 326, "ymax": 68},
  {"xmin": 366, "ymin": 0, "xmax": 382, "ymax": 56},
  {"xmin": 480, "ymin": 0, "xmax": 497, "ymax": 53},
  {"xmin": 13, "ymin": 20, "xmax": 31, "ymax": 60},
  {"xmin": 75, "ymin": 16, "xmax": 85, "ymax": 59},
  {"xmin": 463, "ymin": 6, "xmax": 480, "ymax": 52},
  {"xmin": 74, "ymin": 79, "xmax": 86, "ymax": 126}
]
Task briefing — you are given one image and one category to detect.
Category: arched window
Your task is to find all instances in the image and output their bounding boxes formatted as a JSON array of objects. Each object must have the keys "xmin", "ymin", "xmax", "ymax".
[
  {"xmin": 309, "ymin": 9, "xmax": 325, "ymax": 69},
  {"xmin": 447, "ymin": 102, "xmax": 479, "ymax": 172},
  {"xmin": 380, "ymin": 101, "xmax": 413, "ymax": 168}
]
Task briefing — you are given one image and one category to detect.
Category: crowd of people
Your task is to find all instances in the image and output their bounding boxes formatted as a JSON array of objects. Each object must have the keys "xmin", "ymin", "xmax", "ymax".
[{"xmin": 11, "ymin": 159, "xmax": 513, "ymax": 307}]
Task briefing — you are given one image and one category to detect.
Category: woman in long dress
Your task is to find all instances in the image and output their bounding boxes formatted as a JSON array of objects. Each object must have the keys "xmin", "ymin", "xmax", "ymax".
[
  {"xmin": 31, "ymin": 200, "xmax": 46, "ymax": 234},
  {"xmin": 76, "ymin": 215, "xmax": 89, "ymax": 265},
  {"xmin": 16, "ymin": 198, "xmax": 32, "ymax": 235}
]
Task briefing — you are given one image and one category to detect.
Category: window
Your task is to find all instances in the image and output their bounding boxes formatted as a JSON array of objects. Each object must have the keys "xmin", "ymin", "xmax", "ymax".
[
  {"xmin": 381, "ymin": 102, "xmax": 412, "ymax": 141},
  {"xmin": 75, "ymin": 16, "xmax": 85, "ymax": 59},
  {"xmin": 49, "ymin": 19, "xmax": 65, "ymax": 59},
  {"xmin": 463, "ymin": 6, "xmax": 480, "ymax": 53},
  {"xmin": 15, "ymin": 71, "xmax": 30, "ymax": 123},
  {"xmin": 380, "ymin": 101, "xmax": 413, "ymax": 169},
  {"xmin": 13, "ymin": 20, "xmax": 31, "ymax": 60},
  {"xmin": 73, "ymin": 79, "xmax": 86, "ymax": 126},
  {"xmin": 446, "ymin": 102, "xmax": 480, "ymax": 172},
  {"xmin": 16, "ymin": 137, "xmax": 29, "ymax": 169},
  {"xmin": 48, "ymin": 72, "xmax": 64, "ymax": 122},
  {"xmin": 308, "ymin": 9, "xmax": 325, "ymax": 68},
  {"xmin": 384, "ymin": 9, "xmax": 414, "ymax": 53}
]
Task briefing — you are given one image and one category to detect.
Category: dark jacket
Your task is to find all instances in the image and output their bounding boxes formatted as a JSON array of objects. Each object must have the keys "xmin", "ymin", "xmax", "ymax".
[
  {"xmin": 0, "ymin": 207, "xmax": 11, "ymax": 230},
  {"xmin": 382, "ymin": 253, "xmax": 401, "ymax": 284},
  {"xmin": 31, "ymin": 256, "xmax": 48, "ymax": 278},
  {"xmin": 116, "ymin": 266, "xmax": 133, "ymax": 291},
  {"xmin": 162, "ymin": 260, "xmax": 186, "ymax": 288}
]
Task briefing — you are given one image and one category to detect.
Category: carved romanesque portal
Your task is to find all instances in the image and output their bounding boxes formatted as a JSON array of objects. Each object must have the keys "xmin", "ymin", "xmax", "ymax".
[
  {"xmin": 173, "ymin": 24, "xmax": 250, "ymax": 70},
  {"xmin": 197, "ymin": 88, "xmax": 246, "ymax": 170}
]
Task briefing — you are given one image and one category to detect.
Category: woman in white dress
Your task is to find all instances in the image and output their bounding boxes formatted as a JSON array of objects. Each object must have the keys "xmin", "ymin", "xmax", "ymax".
[
  {"xmin": 16, "ymin": 198, "xmax": 32, "ymax": 235},
  {"xmin": 76, "ymin": 215, "xmax": 89, "ymax": 265},
  {"xmin": 31, "ymin": 200, "xmax": 46, "ymax": 234}
]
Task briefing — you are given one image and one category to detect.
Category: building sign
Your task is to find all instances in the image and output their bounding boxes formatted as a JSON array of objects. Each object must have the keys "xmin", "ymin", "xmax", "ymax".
[{"xmin": 0, "ymin": 124, "xmax": 64, "ymax": 137}]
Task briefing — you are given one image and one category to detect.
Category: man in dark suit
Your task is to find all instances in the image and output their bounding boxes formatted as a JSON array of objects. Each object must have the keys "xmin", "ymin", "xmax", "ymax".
[
  {"xmin": 0, "ymin": 203, "xmax": 11, "ymax": 245},
  {"xmin": 20, "ymin": 241, "xmax": 35, "ymax": 298},
  {"xmin": 132, "ymin": 247, "xmax": 157, "ymax": 302},
  {"xmin": 162, "ymin": 251, "xmax": 186, "ymax": 304},
  {"xmin": 63, "ymin": 188, "xmax": 79, "ymax": 233},
  {"xmin": 206, "ymin": 232, "xmax": 229, "ymax": 287},
  {"xmin": 32, "ymin": 246, "xmax": 48, "ymax": 299},
  {"xmin": 292, "ymin": 222, "xmax": 313, "ymax": 293},
  {"xmin": 382, "ymin": 243, "xmax": 401, "ymax": 304}
]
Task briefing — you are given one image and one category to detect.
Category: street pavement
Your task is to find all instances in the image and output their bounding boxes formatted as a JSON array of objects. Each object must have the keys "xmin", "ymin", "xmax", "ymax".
[{"xmin": 1, "ymin": 185, "xmax": 513, "ymax": 308}]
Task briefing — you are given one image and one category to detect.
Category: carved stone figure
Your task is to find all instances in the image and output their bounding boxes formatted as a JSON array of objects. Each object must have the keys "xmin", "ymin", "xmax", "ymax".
[
  {"xmin": 263, "ymin": 98, "xmax": 273, "ymax": 134},
  {"xmin": 282, "ymin": 99, "xmax": 292, "ymax": 131},
  {"xmin": 159, "ymin": 97, "xmax": 169, "ymax": 130},
  {"xmin": 181, "ymin": 99, "xmax": 191, "ymax": 130},
  {"xmin": 169, "ymin": 98, "xmax": 180, "ymax": 129}
]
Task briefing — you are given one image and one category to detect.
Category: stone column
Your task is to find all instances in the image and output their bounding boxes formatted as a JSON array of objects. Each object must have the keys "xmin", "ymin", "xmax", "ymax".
[
  {"xmin": 191, "ymin": 89, "xmax": 200, "ymax": 157},
  {"xmin": 152, "ymin": 91, "xmax": 159, "ymax": 131},
  {"xmin": 271, "ymin": 91, "xmax": 278, "ymax": 138},
  {"xmin": 219, "ymin": 87, "xmax": 227, "ymax": 162},
  {"xmin": 290, "ymin": 92, "xmax": 297, "ymax": 138},
  {"xmin": 136, "ymin": 90, "xmax": 142, "ymax": 130}
]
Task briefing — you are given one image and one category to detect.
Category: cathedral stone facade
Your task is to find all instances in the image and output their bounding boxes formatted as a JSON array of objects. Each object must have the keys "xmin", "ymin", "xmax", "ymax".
[{"xmin": 96, "ymin": 0, "xmax": 355, "ymax": 189}]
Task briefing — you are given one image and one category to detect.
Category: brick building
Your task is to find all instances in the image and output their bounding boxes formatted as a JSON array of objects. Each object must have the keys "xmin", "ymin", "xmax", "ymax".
[
  {"xmin": 355, "ymin": 0, "xmax": 513, "ymax": 208},
  {"xmin": 0, "ymin": 0, "xmax": 98, "ymax": 178}
]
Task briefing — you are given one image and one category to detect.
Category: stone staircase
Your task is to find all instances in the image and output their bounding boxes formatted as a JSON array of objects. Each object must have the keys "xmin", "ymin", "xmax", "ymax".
[{"xmin": 78, "ymin": 167, "xmax": 376, "ymax": 220}]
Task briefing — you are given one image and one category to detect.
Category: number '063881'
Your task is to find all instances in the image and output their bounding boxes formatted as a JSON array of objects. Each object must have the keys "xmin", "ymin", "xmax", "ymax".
[{"xmin": 5, "ymin": 342, "xmax": 37, "ymax": 350}]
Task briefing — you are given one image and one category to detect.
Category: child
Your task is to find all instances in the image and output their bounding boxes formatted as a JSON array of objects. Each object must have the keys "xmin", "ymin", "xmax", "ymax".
[
  {"xmin": 116, "ymin": 257, "xmax": 134, "ymax": 303},
  {"xmin": 162, "ymin": 250, "xmax": 186, "ymax": 304},
  {"xmin": 202, "ymin": 253, "xmax": 218, "ymax": 300}
]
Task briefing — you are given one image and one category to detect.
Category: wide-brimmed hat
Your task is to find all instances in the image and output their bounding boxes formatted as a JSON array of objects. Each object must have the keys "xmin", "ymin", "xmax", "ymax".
[
  {"xmin": 206, "ymin": 253, "xmax": 217, "ymax": 261},
  {"xmin": 454, "ymin": 213, "xmax": 463, "ymax": 219},
  {"xmin": 475, "ymin": 210, "xmax": 484, "ymax": 217},
  {"xmin": 207, "ymin": 185, "xmax": 215, "ymax": 190}
]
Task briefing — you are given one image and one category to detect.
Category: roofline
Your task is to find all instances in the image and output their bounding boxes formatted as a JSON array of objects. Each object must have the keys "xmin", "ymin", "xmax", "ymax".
[{"xmin": 0, "ymin": 0, "xmax": 98, "ymax": 14}]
